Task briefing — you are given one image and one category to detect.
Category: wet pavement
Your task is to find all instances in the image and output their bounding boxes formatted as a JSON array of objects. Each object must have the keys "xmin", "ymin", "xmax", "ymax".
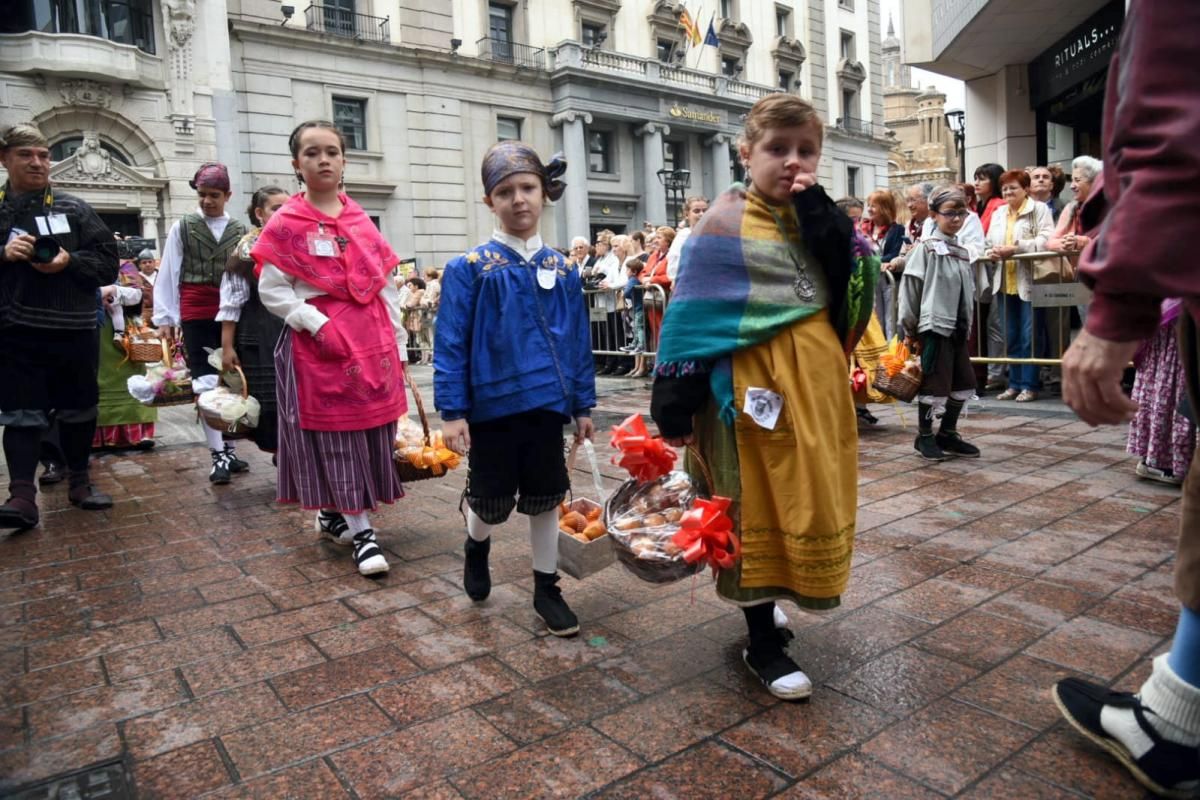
[{"xmin": 0, "ymin": 366, "xmax": 1177, "ymax": 798}]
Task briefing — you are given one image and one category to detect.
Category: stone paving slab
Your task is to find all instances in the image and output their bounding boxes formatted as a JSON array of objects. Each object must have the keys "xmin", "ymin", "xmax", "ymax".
[{"xmin": 0, "ymin": 378, "xmax": 1176, "ymax": 799}]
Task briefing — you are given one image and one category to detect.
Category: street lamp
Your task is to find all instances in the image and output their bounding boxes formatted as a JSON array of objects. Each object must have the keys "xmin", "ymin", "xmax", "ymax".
[
  {"xmin": 656, "ymin": 168, "xmax": 691, "ymax": 226},
  {"xmin": 944, "ymin": 108, "xmax": 966, "ymax": 183}
]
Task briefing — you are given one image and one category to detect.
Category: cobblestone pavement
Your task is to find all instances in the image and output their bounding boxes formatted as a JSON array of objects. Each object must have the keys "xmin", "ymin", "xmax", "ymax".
[{"xmin": 0, "ymin": 368, "xmax": 1176, "ymax": 798}]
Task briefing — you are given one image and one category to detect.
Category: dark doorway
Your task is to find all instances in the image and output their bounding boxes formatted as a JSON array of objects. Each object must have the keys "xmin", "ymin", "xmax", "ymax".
[{"xmin": 98, "ymin": 212, "xmax": 141, "ymax": 240}]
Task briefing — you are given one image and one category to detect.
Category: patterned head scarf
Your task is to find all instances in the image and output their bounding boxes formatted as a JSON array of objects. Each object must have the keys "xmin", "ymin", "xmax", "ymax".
[
  {"xmin": 481, "ymin": 142, "xmax": 566, "ymax": 201},
  {"xmin": 189, "ymin": 162, "xmax": 230, "ymax": 192}
]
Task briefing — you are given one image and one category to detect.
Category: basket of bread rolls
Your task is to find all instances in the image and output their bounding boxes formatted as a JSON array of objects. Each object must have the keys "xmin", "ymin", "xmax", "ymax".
[{"xmin": 556, "ymin": 439, "xmax": 615, "ymax": 579}]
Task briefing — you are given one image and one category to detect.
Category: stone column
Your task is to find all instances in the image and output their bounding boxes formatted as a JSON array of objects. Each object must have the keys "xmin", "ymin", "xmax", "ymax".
[
  {"xmin": 140, "ymin": 209, "xmax": 160, "ymax": 247},
  {"xmin": 636, "ymin": 122, "xmax": 669, "ymax": 226},
  {"xmin": 705, "ymin": 133, "xmax": 733, "ymax": 196},
  {"xmin": 551, "ymin": 110, "xmax": 593, "ymax": 240}
]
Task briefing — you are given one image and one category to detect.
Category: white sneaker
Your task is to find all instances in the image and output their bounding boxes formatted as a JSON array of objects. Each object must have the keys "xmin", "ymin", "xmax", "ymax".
[
  {"xmin": 743, "ymin": 648, "xmax": 813, "ymax": 701},
  {"xmin": 352, "ymin": 529, "xmax": 389, "ymax": 576}
]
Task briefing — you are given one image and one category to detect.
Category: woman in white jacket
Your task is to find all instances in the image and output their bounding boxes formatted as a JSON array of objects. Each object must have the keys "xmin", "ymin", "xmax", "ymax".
[{"xmin": 984, "ymin": 169, "xmax": 1055, "ymax": 402}]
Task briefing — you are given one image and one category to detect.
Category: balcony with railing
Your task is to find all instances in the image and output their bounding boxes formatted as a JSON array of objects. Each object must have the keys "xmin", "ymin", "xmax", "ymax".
[
  {"xmin": 476, "ymin": 36, "xmax": 547, "ymax": 70},
  {"xmin": 835, "ymin": 117, "xmax": 894, "ymax": 141},
  {"xmin": 304, "ymin": 4, "xmax": 390, "ymax": 43}
]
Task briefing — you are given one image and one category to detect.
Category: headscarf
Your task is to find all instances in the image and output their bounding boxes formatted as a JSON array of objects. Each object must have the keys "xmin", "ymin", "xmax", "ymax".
[
  {"xmin": 190, "ymin": 163, "xmax": 230, "ymax": 192},
  {"xmin": 481, "ymin": 142, "xmax": 566, "ymax": 201}
]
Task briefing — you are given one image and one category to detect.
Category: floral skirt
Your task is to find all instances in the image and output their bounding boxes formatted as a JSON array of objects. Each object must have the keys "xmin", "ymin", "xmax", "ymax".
[{"xmin": 1129, "ymin": 323, "xmax": 1197, "ymax": 477}]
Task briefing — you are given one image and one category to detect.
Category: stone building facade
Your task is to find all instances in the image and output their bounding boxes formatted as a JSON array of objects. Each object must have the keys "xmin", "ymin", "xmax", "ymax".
[
  {"xmin": 1, "ymin": 0, "xmax": 891, "ymax": 266},
  {"xmin": 881, "ymin": 18, "xmax": 955, "ymax": 191}
]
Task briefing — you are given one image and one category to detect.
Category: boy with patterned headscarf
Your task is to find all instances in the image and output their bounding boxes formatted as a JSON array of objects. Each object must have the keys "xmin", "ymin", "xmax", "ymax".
[
  {"xmin": 435, "ymin": 142, "xmax": 596, "ymax": 637},
  {"xmin": 152, "ymin": 162, "xmax": 248, "ymax": 483}
]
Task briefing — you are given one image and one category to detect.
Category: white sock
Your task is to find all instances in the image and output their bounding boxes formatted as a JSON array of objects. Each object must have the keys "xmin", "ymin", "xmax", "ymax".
[
  {"xmin": 202, "ymin": 422, "xmax": 224, "ymax": 452},
  {"xmin": 343, "ymin": 511, "xmax": 371, "ymax": 534},
  {"xmin": 529, "ymin": 509, "xmax": 559, "ymax": 574},
  {"xmin": 1102, "ymin": 655, "xmax": 1200, "ymax": 757},
  {"xmin": 466, "ymin": 507, "xmax": 494, "ymax": 542}
]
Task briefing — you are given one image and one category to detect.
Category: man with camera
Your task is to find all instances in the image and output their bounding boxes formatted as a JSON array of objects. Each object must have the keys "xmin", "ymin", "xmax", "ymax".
[{"xmin": 0, "ymin": 123, "xmax": 118, "ymax": 529}]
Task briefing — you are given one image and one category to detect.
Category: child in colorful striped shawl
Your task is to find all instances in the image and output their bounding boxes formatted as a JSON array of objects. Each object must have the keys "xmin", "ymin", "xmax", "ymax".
[{"xmin": 651, "ymin": 95, "xmax": 878, "ymax": 701}]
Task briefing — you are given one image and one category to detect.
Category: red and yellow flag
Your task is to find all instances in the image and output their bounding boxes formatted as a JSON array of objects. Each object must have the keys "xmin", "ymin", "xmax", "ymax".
[{"xmin": 679, "ymin": 7, "xmax": 702, "ymax": 45}]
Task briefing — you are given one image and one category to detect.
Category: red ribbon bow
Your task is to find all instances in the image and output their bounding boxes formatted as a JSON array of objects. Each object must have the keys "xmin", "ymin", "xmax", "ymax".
[
  {"xmin": 850, "ymin": 366, "xmax": 868, "ymax": 393},
  {"xmin": 671, "ymin": 496, "xmax": 741, "ymax": 575},
  {"xmin": 609, "ymin": 414, "xmax": 677, "ymax": 482}
]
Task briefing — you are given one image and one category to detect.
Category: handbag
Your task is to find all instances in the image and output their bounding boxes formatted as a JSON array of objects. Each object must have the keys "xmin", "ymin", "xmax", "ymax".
[{"xmin": 1033, "ymin": 254, "xmax": 1076, "ymax": 283}]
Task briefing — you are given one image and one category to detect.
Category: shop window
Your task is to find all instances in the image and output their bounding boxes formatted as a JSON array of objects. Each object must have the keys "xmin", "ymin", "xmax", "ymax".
[
  {"xmin": 588, "ymin": 129, "xmax": 613, "ymax": 174},
  {"xmin": 663, "ymin": 139, "xmax": 686, "ymax": 172},
  {"xmin": 333, "ymin": 97, "xmax": 368, "ymax": 151},
  {"xmin": 2, "ymin": 0, "xmax": 156, "ymax": 53},
  {"xmin": 496, "ymin": 116, "xmax": 522, "ymax": 142}
]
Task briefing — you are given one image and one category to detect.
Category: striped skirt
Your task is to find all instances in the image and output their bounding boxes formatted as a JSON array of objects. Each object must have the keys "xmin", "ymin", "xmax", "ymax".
[{"xmin": 275, "ymin": 330, "xmax": 404, "ymax": 513}]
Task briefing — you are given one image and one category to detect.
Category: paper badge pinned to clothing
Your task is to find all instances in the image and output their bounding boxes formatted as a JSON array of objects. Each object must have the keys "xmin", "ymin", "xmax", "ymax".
[
  {"xmin": 928, "ymin": 239, "xmax": 950, "ymax": 256},
  {"xmin": 743, "ymin": 387, "xmax": 784, "ymax": 430},
  {"xmin": 536, "ymin": 263, "xmax": 557, "ymax": 290}
]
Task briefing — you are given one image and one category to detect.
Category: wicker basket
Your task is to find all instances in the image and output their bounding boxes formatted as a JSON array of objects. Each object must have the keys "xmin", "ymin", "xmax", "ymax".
[
  {"xmin": 197, "ymin": 365, "xmax": 254, "ymax": 439},
  {"xmin": 123, "ymin": 331, "xmax": 165, "ymax": 363},
  {"xmin": 606, "ymin": 446, "xmax": 717, "ymax": 585},
  {"xmin": 872, "ymin": 364, "xmax": 922, "ymax": 403},
  {"xmin": 393, "ymin": 369, "xmax": 449, "ymax": 483},
  {"xmin": 149, "ymin": 340, "xmax": 196, "ymax": 407}
]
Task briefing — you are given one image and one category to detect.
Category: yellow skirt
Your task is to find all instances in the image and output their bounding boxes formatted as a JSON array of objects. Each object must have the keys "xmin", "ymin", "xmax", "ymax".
[
  {"xmin": 695, "ymin": 311, "xmax": 858, "ymax": 609},
  {"xmin": 851, "ymin": 312, "xmax": 894, "ymax": 405}
]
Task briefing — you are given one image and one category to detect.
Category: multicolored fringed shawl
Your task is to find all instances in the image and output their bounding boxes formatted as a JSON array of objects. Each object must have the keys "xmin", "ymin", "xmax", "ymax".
[{"xmin": 655, "ymin": 183, "xmax": 878, "ymax": 424}]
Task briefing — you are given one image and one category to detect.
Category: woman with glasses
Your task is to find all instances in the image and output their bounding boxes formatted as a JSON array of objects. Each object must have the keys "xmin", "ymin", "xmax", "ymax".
[{"xmin": 984, "ymin": 170, "xmax": 1055, "ymax": 402}]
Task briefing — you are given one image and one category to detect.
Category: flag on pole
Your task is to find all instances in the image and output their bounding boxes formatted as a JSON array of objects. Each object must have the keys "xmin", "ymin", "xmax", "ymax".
[
  {"xmin": 704, "ymin": 14, "xmax": 720, "ymax": 47},
  {"xmin": 679, "ymin": 7, "xmax": 702, "ymax": 45}
]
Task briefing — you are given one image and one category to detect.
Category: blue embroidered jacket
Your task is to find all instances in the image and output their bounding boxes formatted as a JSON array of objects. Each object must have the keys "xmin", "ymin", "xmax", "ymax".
[{"xmin": 434, "ymin": 241, "xmax": 596, "ymax": 424}]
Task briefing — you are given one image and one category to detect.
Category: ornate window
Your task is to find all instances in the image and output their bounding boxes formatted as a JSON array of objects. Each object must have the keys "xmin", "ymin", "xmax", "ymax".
[
  {"xmin": 2, "ymin": 0, "xmax": 156, "ymax": 54},
  {"xmin": 50, "ymin": 137, "xmax": 129, "ymax": 165}
]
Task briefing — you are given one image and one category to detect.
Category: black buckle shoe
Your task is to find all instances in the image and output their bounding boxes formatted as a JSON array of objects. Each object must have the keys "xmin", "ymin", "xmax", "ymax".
[
  {"xmin": 743, "ymin": 645, "xmax": 813, "ymax": 701},
  {"xmin": 69, "ymin": 484, "xmax": 113, "ymax": 510},
  {"xmin": 533, "ymin": 571, "xmax": 579, "ymax": 637},
  {"xmin": 209, "ymin": 450, "xmax": 231, "ymax": 485},
  {"xmin": 224, "ymin": 445, "xmax": 249, "ymax": 473},
  {"xmin": 0, "ymin": 497, "xmax": 39, "ymax": 530},
  {"xmin": 464, "ymin": 536, "xmax": 492, "ymax": 601},
  {"xmin": 914, "ymin": 434, "xmax": 946, "ymax": 462},
  {"xmin": 1053, "ymin": 677, "xmax": 1200, "ymax": 799},
  {"xmin": 936, "ymin": 431, "xmax": 981, "ymax": 459},
  {"xmin": 38, "ymin": 462, "xmax": 66, "ymax": 486}
]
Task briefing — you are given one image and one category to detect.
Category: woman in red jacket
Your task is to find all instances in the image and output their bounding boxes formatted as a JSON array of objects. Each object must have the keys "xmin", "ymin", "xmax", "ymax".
[{"xmin": 641, "ymin": 225, "xmax": 674, "ymax": 363}]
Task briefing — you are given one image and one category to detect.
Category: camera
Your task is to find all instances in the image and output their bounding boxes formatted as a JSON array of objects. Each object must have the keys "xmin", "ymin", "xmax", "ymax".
[{"xmin": 31, "ymin": 236, "xmax": 61, "ymax": 264}]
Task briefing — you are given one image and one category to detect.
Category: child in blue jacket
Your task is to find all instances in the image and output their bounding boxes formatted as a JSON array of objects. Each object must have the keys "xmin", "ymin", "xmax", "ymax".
[{"xmin": 435, "ymin": 142, "xmax": 596, "ymax": 637}]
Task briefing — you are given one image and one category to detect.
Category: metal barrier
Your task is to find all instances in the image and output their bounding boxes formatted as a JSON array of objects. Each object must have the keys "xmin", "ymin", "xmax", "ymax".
[
  {"xmin": 585, "ymin": 284, "xmax": 669, "ymax": 362},
  {"xmin": 969, "ymin": 251, "xmax": 1090, "ymax": 367}
]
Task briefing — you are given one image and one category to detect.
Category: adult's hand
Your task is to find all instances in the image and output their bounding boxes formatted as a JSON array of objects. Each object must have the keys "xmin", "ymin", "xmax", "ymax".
[
  {"xmin": 156, "ymin": 325, "xmax": 178, "ymax": 343},
  {"xmin": 31, "ymin": 247, "xmax": 69, "ymax": 274},
  {"xmin": 663, "ymin": 433, "xmax": 694, "ymax": 447},
  {"xmin": 313, "ymin": 321, "xmax": 351, "ymax": 361},
  {"xmin": 2, "ymin": 234, "xmax": 35, "ymax": 263},
  {"xmin": 443, "ymin": 419, "xmax": 470, "ymax": 455},
  {"xmin": 221, "ymin": 347, "xmax": 241, "ymax": 372},
  {"xmin": 100, "ymin": 285, "xmax": 118, "ymax": 304},
  {"xmin": 790, "ymin": 173, "xmax": 818, "ymax": 194},
  {"xmin": 1061, "ymin": 329, "xmax": 1140, "ymax": 426}
]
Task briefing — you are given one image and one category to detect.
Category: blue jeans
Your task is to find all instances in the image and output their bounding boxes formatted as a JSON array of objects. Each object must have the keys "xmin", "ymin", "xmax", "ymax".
[{"xmin": 999, "ymin": 293, "xmax": 1042, "ymax": 391}]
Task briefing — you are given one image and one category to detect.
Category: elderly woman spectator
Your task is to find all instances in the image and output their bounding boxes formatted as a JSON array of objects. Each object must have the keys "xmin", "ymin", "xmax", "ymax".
[
  {"xmin": 1048, "ymin": 155, "xmax": 1103, "ymax": 329},
  {"xmin": 867, "ymin": 189, "xmax": 907, "ymax": 339},
  {"xmin": 567, "ymin": 236, "xmax": 591, "ymax": 269},
  {"xmin": 642, "ymin": 225, "xmax": 674, "ymax": 355},
  {"xmin": 835, "ymin": 196, "xmax": 864, "ymax": 223},
  {"xmin": 973, "ymin": 163, "xmax": 1005, "ymax": 234},
  {"xmin": 985, "ymin": 169, "xmax": 1055, "ymax": 402}
]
